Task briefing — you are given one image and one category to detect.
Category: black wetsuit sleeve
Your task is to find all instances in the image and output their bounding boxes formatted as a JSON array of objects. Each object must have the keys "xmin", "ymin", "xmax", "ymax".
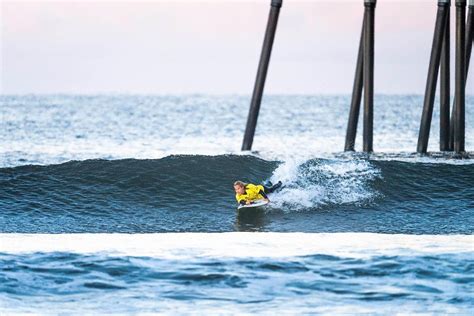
[
  {"xmin": 259, "ymin": 190, "xmax": 268, "ymax": 199},
  {"xmin": 239, "ymin": 200, "xmax": 246, "ymax": 205}
]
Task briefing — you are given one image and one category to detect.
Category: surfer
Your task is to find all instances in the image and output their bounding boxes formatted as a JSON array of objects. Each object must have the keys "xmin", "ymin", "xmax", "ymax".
[{"xmin": 234, "ymin": 180, "xmax": 282, "ymax": 206}]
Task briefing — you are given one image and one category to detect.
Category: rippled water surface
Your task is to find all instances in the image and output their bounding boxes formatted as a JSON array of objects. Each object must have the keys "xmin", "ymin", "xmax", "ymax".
[
  {"xmin": 1, "ymin": 233, "xmax": 473, "ymax": 314},
  {"xmin": 1, "ymin": 94, "xmax": 473, "ymax": 313}
]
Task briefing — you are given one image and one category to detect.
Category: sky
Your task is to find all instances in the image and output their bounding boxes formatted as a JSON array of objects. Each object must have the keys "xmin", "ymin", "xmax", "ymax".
[{"xmin": 1, "ymin": 0, "xmax": 473, "ymax": 94}]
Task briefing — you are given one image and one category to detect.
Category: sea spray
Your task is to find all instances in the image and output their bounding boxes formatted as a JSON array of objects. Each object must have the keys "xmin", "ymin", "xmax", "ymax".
[{"xmin": 269, "ymin": 158, "xmax": 381, "ymax": 210}]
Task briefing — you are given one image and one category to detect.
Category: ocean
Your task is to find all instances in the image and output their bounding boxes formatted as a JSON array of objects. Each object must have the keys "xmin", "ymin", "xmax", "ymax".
[{"xmin": 1, "ymin": 94, "xmax": 473, "ymax": 314}]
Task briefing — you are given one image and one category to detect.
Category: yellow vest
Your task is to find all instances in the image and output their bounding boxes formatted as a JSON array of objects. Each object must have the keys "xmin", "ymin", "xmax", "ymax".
[{"xmin": 235, "ymin": 184, "xmax": 265, "ymax": 203}]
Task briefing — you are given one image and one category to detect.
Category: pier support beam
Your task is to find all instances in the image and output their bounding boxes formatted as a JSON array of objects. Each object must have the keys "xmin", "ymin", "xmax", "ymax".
[
  {"xmin": 417, "ymin": 0, "xmax": 449, "ymax": 154},
  {"xmin": 363, "ymin": 0, "xmax": 376, "ymax": 153},
  {"xmin": 466, "ymin": 1, "xmax": 474, "ymax": 85},
  {"xmin": 242, "ymin": 0, "xmax": 282, "ymax": 151},
  {"xmin": 467, "ymin": 2, "xmax": 474, "ymax": 82},
  {"xmin": 440, "ymin": 2, "xmax": 451, "ymax": 151},
  {"xmin": 344, "ymin": 15, "xmax": 365, "ymax": 152},
  {"xmin": 450, "ymin": 0, "xmax": 473, "ymax": 151},
  {"xmin": 454, "ymin": 0, "xmax": 467, "ymax": 153}
]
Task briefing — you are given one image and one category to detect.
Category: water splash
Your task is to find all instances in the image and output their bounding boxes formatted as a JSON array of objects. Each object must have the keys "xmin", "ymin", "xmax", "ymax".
[{"xmin": 269, "ymin": 158, "xmax": 381, "ymax": 210}]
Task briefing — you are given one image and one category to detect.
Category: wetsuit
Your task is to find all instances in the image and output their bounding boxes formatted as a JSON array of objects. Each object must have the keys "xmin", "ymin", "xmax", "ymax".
[{"xmin": 235, "ymin": 182, "xmax": 282, "ymax": 205}]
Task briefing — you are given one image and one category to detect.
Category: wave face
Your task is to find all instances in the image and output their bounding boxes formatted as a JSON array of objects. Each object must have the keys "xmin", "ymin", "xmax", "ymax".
[{"xmin": 1, "ymin": 155, "xmax": 472, "ymax": 233}]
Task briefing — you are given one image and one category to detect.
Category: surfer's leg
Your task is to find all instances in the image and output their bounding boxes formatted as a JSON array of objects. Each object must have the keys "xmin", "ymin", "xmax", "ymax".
[{"xmin": 264, "ymin": 181, "xmax": 282, "ymax": 193}]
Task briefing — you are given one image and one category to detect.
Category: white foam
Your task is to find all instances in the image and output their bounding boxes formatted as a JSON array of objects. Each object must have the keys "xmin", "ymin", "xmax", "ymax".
[
  {"xmin": 1, "ymin": 233, "xmax": 472, "ymax": 259},
  {"xmin": 268, "ymin": 158, "xmax": 380, "ymax": 209}
]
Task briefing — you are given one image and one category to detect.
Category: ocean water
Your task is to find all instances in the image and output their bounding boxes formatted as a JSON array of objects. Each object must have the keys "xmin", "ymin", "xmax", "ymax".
[{"xmin": 1, "ymin": 94, "xmax": 473, "ymax": 314}]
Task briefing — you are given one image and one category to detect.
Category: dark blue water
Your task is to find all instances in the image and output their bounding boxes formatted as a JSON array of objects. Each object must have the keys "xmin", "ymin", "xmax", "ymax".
[
  {"xmin": 1, "ymin": 250, "xmax": 472, "ymax": 314},
  {"xmin": 1, "ymin": 155, "xmax": 473, "ymax": 233}
]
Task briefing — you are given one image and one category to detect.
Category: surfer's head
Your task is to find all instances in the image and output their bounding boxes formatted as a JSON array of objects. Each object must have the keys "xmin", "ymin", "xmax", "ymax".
[{"xmin": 233, "ymin": 181, "xmax": 246, "ymax": 194}]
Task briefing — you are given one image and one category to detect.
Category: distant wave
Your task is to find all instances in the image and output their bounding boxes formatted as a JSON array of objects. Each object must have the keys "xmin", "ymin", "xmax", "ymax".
[{"xmin": 2, "ymin": 94, "xmax": 474, "ymax": 169}]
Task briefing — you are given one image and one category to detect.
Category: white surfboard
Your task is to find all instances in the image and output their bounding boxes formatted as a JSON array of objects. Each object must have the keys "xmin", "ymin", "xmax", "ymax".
[{"xmin": 237, "ymin": 199, "xmax": 269, "ymax": 210}]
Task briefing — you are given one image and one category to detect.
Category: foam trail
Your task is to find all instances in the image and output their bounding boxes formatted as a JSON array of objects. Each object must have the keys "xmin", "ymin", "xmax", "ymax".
[
  {"xmin": 1, "ymin": 233, "xmax": 472, "ymax": 259},
  {"xmin": 268, "ymin": 158, "xmax": 381, "ymax": 209}
]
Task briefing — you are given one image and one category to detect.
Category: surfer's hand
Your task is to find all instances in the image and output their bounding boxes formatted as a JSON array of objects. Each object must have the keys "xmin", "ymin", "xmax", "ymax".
[{"xmin": 246, "ymin": 200, "xmax": 252, "ymax": 205}]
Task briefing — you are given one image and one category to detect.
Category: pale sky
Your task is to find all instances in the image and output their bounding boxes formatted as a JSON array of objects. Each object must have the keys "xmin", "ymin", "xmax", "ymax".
[{"xmin": 1, "ymin": 0, "xmax": 473, "ymax": 94}]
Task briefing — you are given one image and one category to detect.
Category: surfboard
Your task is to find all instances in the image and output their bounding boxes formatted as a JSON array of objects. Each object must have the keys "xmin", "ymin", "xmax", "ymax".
[{"xmin": 237, "ymin": 199, "xmax": 269, "ymax": 210}]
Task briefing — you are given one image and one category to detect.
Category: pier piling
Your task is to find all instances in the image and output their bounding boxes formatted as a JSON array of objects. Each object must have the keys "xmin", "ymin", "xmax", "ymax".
[
  {"xmin": 454, "ymin": 0, "xmax": 466, "ymax": 153},
  {"xmin": 417, "ymin": 0, "xmax": 449, "ymax": 154},
  {"xmin": 467, "ymin": 1, "xmax": 474, "ymax": 80},
  {"xmin": 363, "ymin": 0, "xmax": 376, "ymax": 153},
  {"xmin": 344, "ymin": 15, "xmax": 366, "ymax": 152},
  {"xmin": 242, "ymin": 0, "xmax": 282, "ymax": 151},
  {"xmin": 466, "ymin": 1, "xmax": 474, "ymax": 79},
  {"xmin": 466, "ymin": 1, "xmax": 474, "ymax": 88},
  {"xmin": 450, "ymin": 0, "xmax": 473, "ymax": 151},
  {"xmin": 440, "ymin": 1, "xmax": 451, "ymax": 151}
]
